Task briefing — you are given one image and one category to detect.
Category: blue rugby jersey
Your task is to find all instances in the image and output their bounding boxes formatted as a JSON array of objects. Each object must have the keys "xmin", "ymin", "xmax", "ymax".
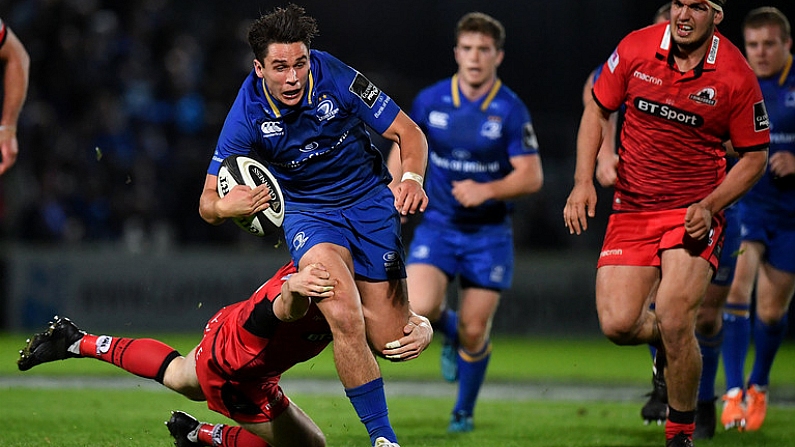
[
  {"xmin": 742, "ymin": 56, "xmax": 795, "ymax": 217},
  {"xmin": 208, "ymin": 50, "xmax": 401, "ymax": 210},
  {"xmin": 410, "ymin": 75, "xmax": 539, "ymax": 226}
]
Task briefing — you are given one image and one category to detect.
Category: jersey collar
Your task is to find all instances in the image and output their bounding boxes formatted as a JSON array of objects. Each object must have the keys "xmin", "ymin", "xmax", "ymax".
[
  {"xmin": 260, "ymin": 68, "xmax": 316, "ymax": 119},
  {"xmin": 778, "ymin": 54, "xmax": 793, "ymax": 87},
  {"xmin": 451, "ymin": 74, "xmax": 502, "ymax": 112},
  {"xmin": 657, "ymin": 24, "xmax": 721, "ymax": 78}
]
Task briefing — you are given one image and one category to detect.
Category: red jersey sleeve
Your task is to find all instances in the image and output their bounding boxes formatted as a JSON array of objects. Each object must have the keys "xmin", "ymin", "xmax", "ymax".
[
  {"xmin": 592, "ymin": 34, "xmax": 636, "ymax": 112},
  {"xmin": 727, "ymin": 63, "xmax": 770, "ymax": 152}
]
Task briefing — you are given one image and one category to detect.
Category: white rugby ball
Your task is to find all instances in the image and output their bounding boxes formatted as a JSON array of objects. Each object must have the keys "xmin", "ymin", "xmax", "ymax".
[{"xmin": 217, "ymin": 155, "xmax": 284, "ymax": 237}]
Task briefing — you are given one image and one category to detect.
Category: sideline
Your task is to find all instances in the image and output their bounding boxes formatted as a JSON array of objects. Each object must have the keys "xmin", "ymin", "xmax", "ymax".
[{"xmin": 4, "ymin": 376, "xmax": 794, "ymax": 405}]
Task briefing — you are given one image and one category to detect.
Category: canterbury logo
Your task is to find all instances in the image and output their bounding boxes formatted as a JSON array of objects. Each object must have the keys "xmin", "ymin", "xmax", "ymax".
[{"xmin": 260, "ymin": 121, "xmax": 284, "ymax": 137}]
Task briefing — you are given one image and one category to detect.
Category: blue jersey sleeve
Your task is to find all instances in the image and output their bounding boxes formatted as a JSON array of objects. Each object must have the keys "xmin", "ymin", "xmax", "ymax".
[{"xmin": 504, "ymin": 101, "xmax": 539, "ymax": 159}]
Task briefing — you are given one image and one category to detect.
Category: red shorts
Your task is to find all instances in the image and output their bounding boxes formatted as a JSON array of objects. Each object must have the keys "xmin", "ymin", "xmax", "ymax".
[
  {"xmin": 194, "ymin": 306, "xmax": 291, "ymax": 424},
  {"xmin": 597, "ymin": 209, "xmax": 724, "ymax": 270}
]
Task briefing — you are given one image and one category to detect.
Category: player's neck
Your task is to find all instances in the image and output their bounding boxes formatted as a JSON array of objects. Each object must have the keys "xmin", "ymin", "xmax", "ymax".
[
  {"xmin": 458, "ymin": 76, "xmax": 497, "ymax": 101},
  {"xmin": 672, "ymin": 31, "xmax": 714, "ymax": 73}
]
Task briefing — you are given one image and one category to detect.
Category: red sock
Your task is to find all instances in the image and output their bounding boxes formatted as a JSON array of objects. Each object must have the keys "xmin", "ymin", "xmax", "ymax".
[
  {"xmin": 79, "ymin": 334, "xmax": 180, "ymax": 383},
  {"xmin": 665, "ymin": 421, "xmax": 695, "ymax": 441},
  {"xmin": 197, "ymin": 424, "xmax": 269, "ymax": 447}
]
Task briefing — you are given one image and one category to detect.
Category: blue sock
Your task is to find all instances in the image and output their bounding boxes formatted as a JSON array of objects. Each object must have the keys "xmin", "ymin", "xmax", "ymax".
[
  {"xmin": 721, "ymin": 304, "xmax": 751, "ymax": 391},
  {"xmin": 345, "ymin": 378, "xmax": 396, "ymax": 445},
  {"xmin": 436, "ymin": 308, "xmax": 458, "ymax": 344},
  {"xmin": 749, "ymin": 314, "xmax": 788, "ymax": 388},
  {"xmin": 697, "ymin": 328, "xmax": 723, "ymax": 402},
  {"xmin": 452, "ymin": 340, "xmax": 491, "ymax": 416}
]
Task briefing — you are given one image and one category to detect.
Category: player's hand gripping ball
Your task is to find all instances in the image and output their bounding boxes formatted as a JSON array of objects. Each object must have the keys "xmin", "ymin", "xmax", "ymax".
[{"xmin": 217, "ymin": 155, "xmax": 284, "ymax": 237}]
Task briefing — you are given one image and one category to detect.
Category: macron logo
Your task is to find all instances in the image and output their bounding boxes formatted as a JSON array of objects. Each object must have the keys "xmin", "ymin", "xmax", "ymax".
[{"xmin": 633, "ymin": 71, "xmax": 663, "ymax": 86}]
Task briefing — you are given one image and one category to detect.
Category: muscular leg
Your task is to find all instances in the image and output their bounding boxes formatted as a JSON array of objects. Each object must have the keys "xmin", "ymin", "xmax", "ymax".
[
  {"xmin": 595, "ymin": 265, "xmax": 661, "ymax": 346},
  {"xmin": 451, "ymin": 287, "xmax": 499, "ymax": 420},
  {"xmin": 300, "ymin": 242, "xmax": 379, "ymax": 389},
  {"xmin": 656, "ymin": 249, "xmax": 712, "ymax": 412},
  {"xmin": 358, "ymin": 276, "xmax": 410, "ymax": 353},
  {"xmin": 403, "ymin": 263, "xmax": 449, "ymax": 322},
  {"xmin": 300, "ymin": 242, "xmax": 399, "ymax": 444},
  {"xmin": 163, "ymin": 346, "xmax": 204, "ymax": 400}
]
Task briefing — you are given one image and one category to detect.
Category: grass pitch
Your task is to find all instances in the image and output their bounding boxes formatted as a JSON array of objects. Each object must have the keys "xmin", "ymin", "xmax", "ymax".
[{"xmin": 2, "ymin": 332, "xmax": 794, "ymax": 446}]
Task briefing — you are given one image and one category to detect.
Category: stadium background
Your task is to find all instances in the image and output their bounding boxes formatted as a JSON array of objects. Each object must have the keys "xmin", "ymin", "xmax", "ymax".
[{"xmin": 0, "ymin": 0, "xmax": 794, "ymax": 335}]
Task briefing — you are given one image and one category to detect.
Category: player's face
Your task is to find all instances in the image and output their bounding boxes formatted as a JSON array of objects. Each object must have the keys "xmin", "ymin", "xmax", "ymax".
[
  {"xmin": 669, "ymin": 0, "xmax": 723, "ymax": 50},
  {"xmin": 744, "ymin": 25, "xmax": 793, "ymax": 79},
  {"xmin": 254, "ymin": 42, "xmax": 310, "ymax": 107},
  {"xmin": 454, "ymin": 32, "xmax": 503, "ymax": 89}
]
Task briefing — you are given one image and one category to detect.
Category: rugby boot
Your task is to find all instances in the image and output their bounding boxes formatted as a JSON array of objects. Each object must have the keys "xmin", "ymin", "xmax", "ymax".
[
  {"xmin": 744, "ymin": 384, "xmax": 768, "ymax": 431},
  {"xmin": 165, "ymin": 411, "xmax": 202, "ymax": 447},
  {"xmin": 720, "ymin": 387, "xmax": 746, "ymax": 431},
  {"xmin": 665, "ymin": 431, "xmax": 694, "ymax": 447},
  {"xmin": 448, "ymin": 410, "xmax": 474, "ymax": 433},
  {"xmin": 17, "ymin": 316, "xmax": 85, "ymax": 371},
  {"xmin": 693, "ymin": 398, "xmax": 716, "ymax": 440},
  {"xmin": 374, "ymin": 437, "xmax": 401, "ymax": 447},
  {"xmin": 641, "ymin": 352, "xmax": 668, "ymax": 425}
]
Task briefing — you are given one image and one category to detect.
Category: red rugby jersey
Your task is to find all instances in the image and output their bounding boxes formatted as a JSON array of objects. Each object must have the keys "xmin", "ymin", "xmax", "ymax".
[
  {"xmin": 593, "ymin": 23, "xmax": 769, "ymax": 211},
  {"xmin": 0, "ymin": 19, "xmax": 6, "ymax": 47}
]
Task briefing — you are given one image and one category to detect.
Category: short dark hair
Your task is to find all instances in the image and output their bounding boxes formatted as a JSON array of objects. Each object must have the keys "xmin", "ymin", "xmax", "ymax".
[
  {"xmin": 455, "ymin": 12, "xmax": 505, "ymax": 51},
  {"xmin": 247, "ymin": 4, "xmax": 319, "ymax": 62},
  {"xmin": 743, "ymin": 6, "xmax": 791, "ymax": 41},
  {"xmin": 654, "ymin": 3, "xmax": 671, "ymax": 23}
]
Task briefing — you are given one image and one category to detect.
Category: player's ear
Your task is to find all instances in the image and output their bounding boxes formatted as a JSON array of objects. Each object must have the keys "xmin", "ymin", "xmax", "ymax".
[
  {"xmin": 253, "ymin": 59, "xmax": 265, "ymax": 78},
  {"xmin": 713, "ymin": 10, "xmax": 724, "ymax": 26}
]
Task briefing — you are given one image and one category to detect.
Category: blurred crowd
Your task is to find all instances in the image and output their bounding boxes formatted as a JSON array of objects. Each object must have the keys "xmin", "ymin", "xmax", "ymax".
[{"xmin": 1, "ymin": 1, "xmax": 261, "ymax": 246}]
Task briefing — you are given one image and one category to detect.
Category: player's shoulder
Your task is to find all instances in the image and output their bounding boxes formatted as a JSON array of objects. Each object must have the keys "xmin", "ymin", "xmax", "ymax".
[{"xmin": 418, "ymin": 77, "xmax": 454, "ymax": 98}]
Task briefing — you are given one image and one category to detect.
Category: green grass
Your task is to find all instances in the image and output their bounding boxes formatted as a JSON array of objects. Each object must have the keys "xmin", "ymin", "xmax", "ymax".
[{"xmin": 2, "ymin": 332, "xmax": 795, "ymax": 446}]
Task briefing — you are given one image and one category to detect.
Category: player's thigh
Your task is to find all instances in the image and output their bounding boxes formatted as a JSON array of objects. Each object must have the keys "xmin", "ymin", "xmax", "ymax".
[
  {"xmin": 726, "ymin": 241, "xmax": 763, "ymax": 306},
  {"xmin": 302, "ymin": 243, "xmax": 363, "ymax": 322},
  {"xmin": 163, "ymin": 346, "xmax": 204, "ymax": 401},
  {"xmin": 595, "ymin": 265, "xmax": 659, "ymax": 330},
  {"xmin": 404, "ymin": 263, "xmax": 449, "ymax": 319},
  {"xmin": 241, "ymin": 402, "xmax": 325, "ymax": 447},
  {"xmin": 358, "ymin": 278, "xmax": 409, "ymax": 349},
  {"xmin": 655, "ymin": 248, "xmax": 713, "ymax": 329},
  {"xmin": 458, "ymin": 287, "xmax": 500, "ymax": 345}
]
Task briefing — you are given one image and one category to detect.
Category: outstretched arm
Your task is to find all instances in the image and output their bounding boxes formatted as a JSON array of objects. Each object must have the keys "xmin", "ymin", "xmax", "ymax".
[{"xmin": 0, "ymin": 27, "xmax": 29, "ymax": 176}]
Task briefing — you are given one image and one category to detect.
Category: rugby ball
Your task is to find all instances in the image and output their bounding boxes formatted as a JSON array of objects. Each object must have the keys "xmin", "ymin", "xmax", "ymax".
[{"xmin": 217, "ymin": 155, "xmax": 284, "ymax": 237}]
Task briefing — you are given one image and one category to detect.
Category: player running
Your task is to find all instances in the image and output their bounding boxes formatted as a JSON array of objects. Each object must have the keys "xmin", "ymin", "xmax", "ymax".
[
  {"xmin": 564, "ymin": 1, "xmax": 769, "ymax": 446},
  {"xmin": 388, "ymin": 11, "xmax": 543, "ymax": 433}
]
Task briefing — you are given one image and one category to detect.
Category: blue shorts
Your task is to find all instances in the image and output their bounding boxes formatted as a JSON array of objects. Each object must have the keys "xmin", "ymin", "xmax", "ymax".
[
  {"xmin": 406, "ymin": 221, "xmax": 514, "ymax": 291},
  {"xmin": 283, "ymin": 187, "xmax": 406, "ymax": 281},
  {"xmin": 712, "ymin": 205, "xmax": 741, "ymax": 286},
  {"xmin": 739, "ymin": 204, "xmax": 795, "ymax": 274}
]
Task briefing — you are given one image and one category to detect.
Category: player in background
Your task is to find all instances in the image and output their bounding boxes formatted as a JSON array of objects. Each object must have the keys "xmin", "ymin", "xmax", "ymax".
[
  {"xmin": 17, "ymin": 262, "xmax": 433, "ymax": 447},
  {"xmin": 0, "ymin": 18, "xmax": 29, "ymax": 176},
  {"xmin": 388, "ymin": 12, "xmax": 543, "ymax": 433},
  {"xmin": 720, "ymin": 6, "xmax": 795, "ymax": 433},
  {"xmin": 564, "ymin": 1, "xmax": 769, "ymax": 446},
  {"xmin": 198, "ymin": 6, "xmax": 428, "ymax": 447}
]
